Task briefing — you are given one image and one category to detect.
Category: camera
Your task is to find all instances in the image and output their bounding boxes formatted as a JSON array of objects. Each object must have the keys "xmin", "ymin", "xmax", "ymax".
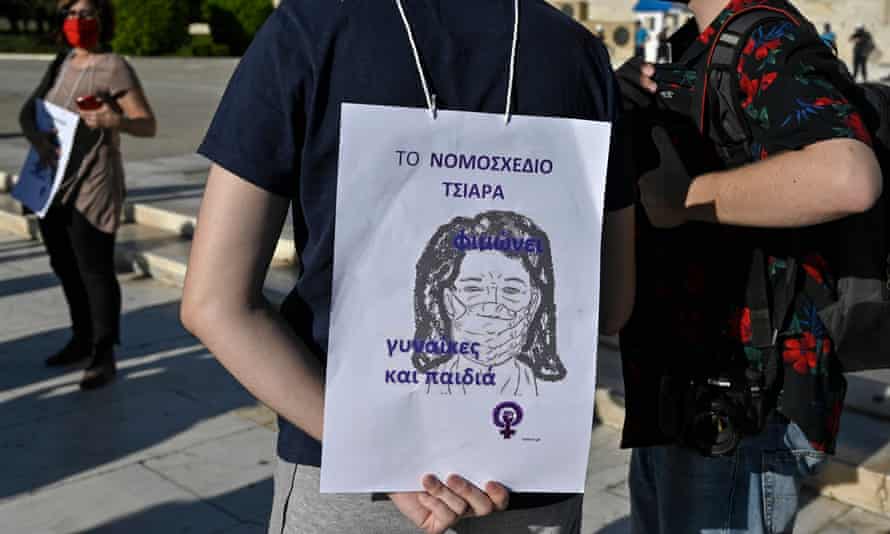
[{"xmin": 658, "ymin": 367, "xmax": 770, "ymax": 457}]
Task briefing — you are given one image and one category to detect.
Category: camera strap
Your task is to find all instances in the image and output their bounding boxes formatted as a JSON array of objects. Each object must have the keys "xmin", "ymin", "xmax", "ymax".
[{"xmin": 747, "ymin": 248, "xmax": 797, "ymax": 401}]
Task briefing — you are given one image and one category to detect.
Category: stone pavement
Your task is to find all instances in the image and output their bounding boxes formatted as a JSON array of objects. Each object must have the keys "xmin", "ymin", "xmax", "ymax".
[
  {"xmin": 0, "ymin": 230, "xmax": 272, "ymax": 533},
  {"xmin": 2, "ymin": 53, "xmax": 890, "ymax": 533},
  {"xmin": 0, "ymin": 231, "xmax": 887, "ymax": 533}
]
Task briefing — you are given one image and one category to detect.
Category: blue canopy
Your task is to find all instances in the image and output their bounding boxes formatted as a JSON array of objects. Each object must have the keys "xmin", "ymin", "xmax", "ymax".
[{"xmin": 632, "ymin": 0, "xmax": 678, "ymax": 12}]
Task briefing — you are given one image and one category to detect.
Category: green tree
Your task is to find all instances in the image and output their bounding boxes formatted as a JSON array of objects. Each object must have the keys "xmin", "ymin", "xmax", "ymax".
[
  {"xmin": 112, "ymin": 0, "xmax": 189, "ymax": 55},
  {"xmin": 0, "ymin": 0, "xmax": 54, "ymax": 34},
  {"xmin": 205, "ymin": 0, "xmax": 273, "ymax": 56},
  {"xmin": 33, "ymin": 0, "xmax": 56, "ymax": 33},
  {"xmin": 187, "ymin": 0, "xmax": 207, "ymax": 23}
]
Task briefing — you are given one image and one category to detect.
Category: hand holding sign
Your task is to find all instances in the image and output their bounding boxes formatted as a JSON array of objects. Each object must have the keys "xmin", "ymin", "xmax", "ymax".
[
  {"xmin": 389, "ymin": 475, "xmax": 509, "ymax": 534},
  {"xmin": 13, "ymin": 99, "xmax": 79, "ymax": 217},
  {"xmin": 33, "ymin": 129, "xmax": 60, "ymax": 168}
]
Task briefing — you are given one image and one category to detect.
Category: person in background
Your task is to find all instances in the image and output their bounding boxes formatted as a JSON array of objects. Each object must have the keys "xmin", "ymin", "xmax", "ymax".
[
  {"xmin": 656, "ymin": 27, "xmax": 671, "ymax": 63},
  {"xmin": 820, "ymin": 22, "xmax": 836, "ymax": 51},
  {"xmin": 19, "ymin": 0, "xmax": 156, "ymax": 389},
  {"xmin": 635, "ymin": 20, "xmax": 649, "ymax": 59},
  {"xmin": 616, "ymin": 0, "xmax": 880, "ymax": 531},
  {"xmin": 850, "ymin": 24, "xmax": 874, "ymax": 82}
]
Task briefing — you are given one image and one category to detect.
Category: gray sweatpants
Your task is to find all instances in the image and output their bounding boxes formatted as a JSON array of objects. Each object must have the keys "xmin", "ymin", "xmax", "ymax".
[{"xmin": 268, "ymin": 459, "xmax": 583, "ymax": 534}]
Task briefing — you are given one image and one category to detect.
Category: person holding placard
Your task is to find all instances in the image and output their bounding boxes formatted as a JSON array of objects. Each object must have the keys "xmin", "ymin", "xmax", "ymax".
[
  {"xmin": 19, "ymin": 0, "xmax": 156, "ymax": 390},
  {"xmin": 182, "ymin": 1, "xmax": 635, "ymax": 532}
]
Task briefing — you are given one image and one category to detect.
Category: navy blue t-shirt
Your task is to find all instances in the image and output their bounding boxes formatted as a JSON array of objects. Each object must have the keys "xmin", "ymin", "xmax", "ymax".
[{"xmin": 199, "ymin": 0, "xmax": 631, "ymax": 507}]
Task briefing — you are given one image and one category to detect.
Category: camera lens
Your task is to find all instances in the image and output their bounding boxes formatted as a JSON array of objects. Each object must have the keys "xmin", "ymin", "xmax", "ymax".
[{"xmin": 691, "ymin": 409, "xmax": 741, "ymax": 457}]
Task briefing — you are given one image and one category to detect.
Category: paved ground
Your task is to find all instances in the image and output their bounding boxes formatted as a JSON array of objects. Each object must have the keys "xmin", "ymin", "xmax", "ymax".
[
  {"xmin": 0, "ymin": 230, "xmax": 888, "ymax": 533},
  {"xmin": 0, "ymin": 231, "xmax": 272, "ymax": 533},
  {"xmin": 2, "ymin": 54, "xmax": 890, "ymax": 532}
]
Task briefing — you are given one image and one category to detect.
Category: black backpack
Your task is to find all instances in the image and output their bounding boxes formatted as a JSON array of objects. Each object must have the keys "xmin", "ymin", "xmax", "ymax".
[{"xmin": 702, "ymin": 6, "xmax": 890, "ymax": 372}]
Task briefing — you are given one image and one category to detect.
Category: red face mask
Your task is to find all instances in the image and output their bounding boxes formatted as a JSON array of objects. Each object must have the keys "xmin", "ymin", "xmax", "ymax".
[{"xmin": 63, "ymin": 17, "xmax": 100, "ymax": 50}]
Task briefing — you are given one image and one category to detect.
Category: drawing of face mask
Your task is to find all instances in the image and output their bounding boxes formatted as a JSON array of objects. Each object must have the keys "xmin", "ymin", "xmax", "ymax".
[{"xmin": 444, "ymin": 289, "xmax": 539, "ymax": 367}]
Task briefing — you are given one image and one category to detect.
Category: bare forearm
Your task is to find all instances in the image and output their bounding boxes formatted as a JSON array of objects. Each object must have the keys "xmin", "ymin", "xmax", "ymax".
[
  {"xmin": 183, "ymin": 165, "xmax": 323, "ymax": 441},
  {"xmin": 192, "ymin": 301, "xmax": 325, "ymax": 441},
  {"xmin": 686, "ymin": 139, "xmax": 881, "ymax": 228},
  {"xmin": 119, "ymin": 116, "xmax": 156, "ymax": 137}
]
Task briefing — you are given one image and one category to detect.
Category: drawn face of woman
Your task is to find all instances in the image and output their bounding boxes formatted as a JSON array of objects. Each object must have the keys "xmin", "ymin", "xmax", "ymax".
[{"xmin": 444, "ymin": 250, "xmax": 541, "ymax": 367}]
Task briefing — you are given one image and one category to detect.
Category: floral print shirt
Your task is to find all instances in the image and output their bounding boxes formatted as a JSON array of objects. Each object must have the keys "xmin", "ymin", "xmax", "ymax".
[{"xmin": 620, "ymin": 0, "xmax": 873, "ymax": 454}]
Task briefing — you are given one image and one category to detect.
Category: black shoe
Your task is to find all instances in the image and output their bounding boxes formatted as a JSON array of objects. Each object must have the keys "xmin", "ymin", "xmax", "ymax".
[
  {"xmin": 79, "ymin": 354, "xmax": 117, "ymax": 390},
  {"xmin": 45, "ymin": 339, "xmax": 92, "ymax": 367}
]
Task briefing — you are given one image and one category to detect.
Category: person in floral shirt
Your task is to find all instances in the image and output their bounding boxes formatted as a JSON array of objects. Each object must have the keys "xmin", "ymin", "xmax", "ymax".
[{"xmin": 616, "ymin": 0, "xmax": 881, "ymax": 532}]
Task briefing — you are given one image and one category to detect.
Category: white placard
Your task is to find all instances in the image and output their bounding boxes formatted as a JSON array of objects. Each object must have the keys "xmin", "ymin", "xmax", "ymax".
[
  {"xmin": 13, "ymin": 99, "xmax": 79, "ymax": 218},
  {"xmin": 321, "ymin": 103, "xmax": 611, "ymax": 493}
]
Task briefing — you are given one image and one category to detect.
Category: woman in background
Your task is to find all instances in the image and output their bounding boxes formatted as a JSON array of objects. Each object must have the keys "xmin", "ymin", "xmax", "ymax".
[{"xmin": 19, "ymin": 0, "xmax": 156, "ymax": 389}]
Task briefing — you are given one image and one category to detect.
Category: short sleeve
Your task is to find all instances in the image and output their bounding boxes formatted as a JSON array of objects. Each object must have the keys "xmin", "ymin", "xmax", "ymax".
[
  {"xmin": 198, "ymin": 6, "xmax": 313, "ymax": 198},
  {"xmin": 108, "ymin": 55, "xmax": 137, "ymax": 97},
  {"xmin": 736, "ymin": 20, "xmax": 872, "ymax": 160},
  {"xmin": 588, "ymin": 40, "xmax": 634, "ymax": 212},
  {"xmin": 605, "ymin": 102, "xmax": 634, "ymax": 212}
]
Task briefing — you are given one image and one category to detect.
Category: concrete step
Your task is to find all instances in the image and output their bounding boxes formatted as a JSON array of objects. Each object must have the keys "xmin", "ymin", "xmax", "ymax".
[
  {"xmin": 0, "ymin": 153, "xmax": 296, "ymax": 264},
  {"xmin": 123, "ymin": 159, "xmax": 296, "ymax": 265},
  {"xmin": 0, "ymin": 194, "xmax": 38, "ymax": 239},
  {"xmin": 0, "ymin": 197, "xmax": 297, "ymax": 304},
  {"xmin": 0, "ymin": 192, "xmax": 296, "ymax": 266},
  {"xmin": 595, "ymin": 344, "xmax": 890, "ymax": 519},
  {"xmin": 115, "ymin": 224, "xmax": 191, "ymax": 286},
  {"xmin": 115, "ymin": 223, "xmax": 297, "ymax": 305},
  {"xmin": 0, "ymin": 171, "xmax": 15, "ymax": 193},
  {"xmin": 123, "ymin": 195, "xmax": 297, "ymax": 266}
]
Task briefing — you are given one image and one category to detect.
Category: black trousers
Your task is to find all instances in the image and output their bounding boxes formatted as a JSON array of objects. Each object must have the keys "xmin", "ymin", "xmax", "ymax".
[
  {"xmin": 853, "ymin": 55, "xmax": 868, "ymax": 81},
  {"xmin": 39, "ymin": 204, "xmax": 120, "ymax": 350}
]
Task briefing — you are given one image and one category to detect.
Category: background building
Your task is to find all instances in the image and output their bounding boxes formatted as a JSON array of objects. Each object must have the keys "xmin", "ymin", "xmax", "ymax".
[
  {"xmin": 548, "ymin": 0, "xmax": 890, "ymax": 67},
  {"xmin": 789, "ymin": 0, "xmax": 890, "ymax": 65},
  {"xmin": 271, "ymin": 0, "xmax": 890, "ymax": 67},
  {"xmin": 548, "ymin": 0, "xmax": 690, "ymax": 62}
]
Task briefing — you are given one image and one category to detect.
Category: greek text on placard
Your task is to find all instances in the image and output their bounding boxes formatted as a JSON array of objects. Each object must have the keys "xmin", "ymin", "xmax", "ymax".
[{"xmin": 442, "ymin": 181, "xmax": 505, "ymax": 200}]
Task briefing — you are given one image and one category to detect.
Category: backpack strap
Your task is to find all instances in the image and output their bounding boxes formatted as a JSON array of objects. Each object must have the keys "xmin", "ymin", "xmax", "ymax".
[
  {"xmin": 699, "ymin": 6, "xmax": 802, "ymax": 135},
  {"xmin": 702, "ymin": 7, "xmax": 804, "ymax": 405}
]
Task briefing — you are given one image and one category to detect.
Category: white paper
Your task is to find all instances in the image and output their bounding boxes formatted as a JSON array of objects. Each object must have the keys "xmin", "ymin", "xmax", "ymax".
[
  {"xmin": 321, "ymin": 104, "xmax": 611, "ymax": 493},
  {"xmin": 13, "ymin": 99, "xmax": 79, "ymax": 218}
]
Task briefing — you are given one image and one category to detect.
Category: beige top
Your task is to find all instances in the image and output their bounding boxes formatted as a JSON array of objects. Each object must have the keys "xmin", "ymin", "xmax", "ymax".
[{"xmin": 45, "ymin": 53, "xmax": 136, "ymax": 234}]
